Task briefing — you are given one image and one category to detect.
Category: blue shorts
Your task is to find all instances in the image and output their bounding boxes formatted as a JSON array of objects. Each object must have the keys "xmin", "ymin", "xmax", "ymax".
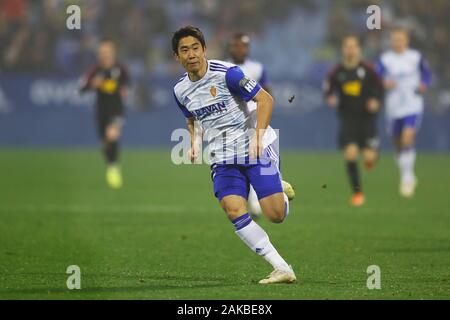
[
  {"xmin": 211, "ymin": 144, "xmax": 283, "ymax": 201},
  {"xmin": 388, "ymin": 114, "xmax": 422, "ymax": 138}
]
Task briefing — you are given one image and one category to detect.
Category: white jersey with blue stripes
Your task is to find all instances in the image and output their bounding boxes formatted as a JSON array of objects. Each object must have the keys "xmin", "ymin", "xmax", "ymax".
[
  {"xmin": 376, "ymin": 49, "xmax": 432, "ymax": 119},
  {"xmin": 174, "ymin": 59, "xmax": 272, "ymax": 164}
]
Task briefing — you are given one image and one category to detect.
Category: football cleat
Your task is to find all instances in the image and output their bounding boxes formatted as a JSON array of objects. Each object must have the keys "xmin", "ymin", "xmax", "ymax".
[
  {"xmin": 282, "ymin": 180, "xmax": 295, "ymax": 201},
  {"xmin": 106, "ymin": 165, "xmax": 123, "ymax": 189},
  {"xmin": 350, "ymin": 192, "xmax": 365, "ymax": 207},
  {"xmin": 258, "ymin": 265, "xmax": 297, "ymax": 284},
  {"xmin": 400, "ymin": 177, "xmax": 417, "ymax": 198}
]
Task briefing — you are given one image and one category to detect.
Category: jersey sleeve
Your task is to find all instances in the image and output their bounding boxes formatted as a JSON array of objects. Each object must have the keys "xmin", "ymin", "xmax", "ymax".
[
  {"xmin": 419, "ymin": 55, "xmax": 432, "ymax": 87},
  {"xmin": 79, "ymin": 66, "xmax": 98, "ymax": 93},
  {"xmin": 119, "ymin": 65, "xmax": 131, "ymax": 88},
  {"xmin": 323, "ymin": 65, "xmax": 339, "ymax": 97},
  {"xmin": 173, "ymin": 90, "xmax": 193, "ymax": 118},
  {"xmin": 374, "ymin": 57, "xmax": 386, "ymax": 79},
  {"xmin": 225, "ymin": 66, "xmax": 262, "ymax": 102},
  {"xmin": 364, "ymin": 63, "xmax": 384, "ymax": 100}
]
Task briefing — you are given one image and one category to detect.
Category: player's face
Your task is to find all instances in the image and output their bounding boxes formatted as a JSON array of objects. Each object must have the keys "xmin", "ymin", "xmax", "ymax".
[
  {"xmin": 342, "ymin": 38, "xmax": 361, "ymax": 62},
  {"xmin": 229, "ymin": 39, "xmax": 249, "ymax": 64},
  {"xmin": 175, "ymin": 36, "xmax": 206, "ymax": 73},
  {"xmin": 97, "ymin": 42, "xmax": 116, "ymax": 68},
  {"xmin": 391, "ymin": 31, "xmax": 409, "ymax": 53}
]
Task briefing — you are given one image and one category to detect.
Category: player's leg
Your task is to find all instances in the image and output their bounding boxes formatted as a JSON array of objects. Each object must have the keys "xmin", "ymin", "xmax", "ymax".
[
  {"xmin": 247, "ymin": 184, "xmax": 263, "ymax": 218},
  {"xmin": 391, "ymin": 115, "xmax": 420, "ymax": 197},
  {"xmin": 102, "ymin": 116, "xmax": 124, "ymax": 189},
  {"xmin": 344, "ymin": 143, "xmax": 364, "ymax": 206},
  {"xmin": 212, "ymin": 164, "xmax": 295, "ymax": 284},
  {"xmin": 362, "ymin": 148, "xmax": 378, "ymax": 170},
  {"xmin": 362, "ymin": 117, "xmax": 379, "ymax": 171},
  {"xmin": 339, "ymin": 118, "xmax": 364, "ymax": 206},
  {"xmin": 397, "ymin": 118, "xmax": 419, "ymax": 197},
  {"xmin": 268, "ymin": 143, "xmax": 295, "ymax": 201},
  {"xmin": 248, "ymin": 144, "xmax": 290, "ymax": 223},
  {"xmin": 104, "ymin": 116, "xmax": 123, "ymax": 164}
]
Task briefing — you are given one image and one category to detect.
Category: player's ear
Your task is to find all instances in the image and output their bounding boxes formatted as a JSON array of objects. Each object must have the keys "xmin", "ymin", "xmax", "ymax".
[{"xmin": 173, "ymin": 51, "xmax": 180, "ymax": 62}]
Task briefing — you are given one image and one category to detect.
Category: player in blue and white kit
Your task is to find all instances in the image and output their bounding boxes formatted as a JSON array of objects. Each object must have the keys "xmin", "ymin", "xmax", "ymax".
[
  {"xmin": 228, "ymin": 33, "xmax": 295, "ymax": 216},
  {"xmin": 376, "ymin": 28, "xmax": 432, "ymax": 198},
  {"xmin": 172, "ymin": 26, "xmax": 296, "ymax": 284}
]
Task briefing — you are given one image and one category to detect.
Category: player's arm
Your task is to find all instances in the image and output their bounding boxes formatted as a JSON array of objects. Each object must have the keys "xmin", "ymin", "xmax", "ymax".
[
  {"xmin": 323, "ymin": 66, "xmax": 339, "ymax": 108},
  {"xmin": 375, "ymin": 57, "xmax": 396, "ymax": 90},
  {"xmin": 79, "ymin": 67, "xmax": 104, "ymax": 93},
  {"xmin": 365, "ymin": 63, "xmax": 384, "ymax": 114},
  {"xmin": 119, "ymin": 64, "xmax": 131, "ymax": 98},
  {"xmin": 418, "ymin": 55, "xmax": 432, "ymax": 94},
  {"xmin": 225, "ymin": 66, "xmax": 269, "ymax": 158},
  {"xmin": 174, "ymin": 91, "xmax": 199, "ymax": 163},
  {"xmin": 251, "ymin": 88, "xmax": 274, "ymax": 158}
]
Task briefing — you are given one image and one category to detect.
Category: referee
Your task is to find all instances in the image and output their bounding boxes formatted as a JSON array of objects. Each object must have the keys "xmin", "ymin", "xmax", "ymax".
[
  {"xmin": 324, "ymin": 35, "xmax": 383, "ymax": 206},
  {"xmin": 80, "ymin": 38, "xmax": 130, "ymax": 189}
]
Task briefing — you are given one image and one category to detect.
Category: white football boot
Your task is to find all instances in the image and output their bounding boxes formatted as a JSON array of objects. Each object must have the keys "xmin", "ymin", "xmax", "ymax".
[
  {"xmin": 400, "ymin": 176, "xmax": 418, "ymax": 198},
  {"xmin": 258, "ymin": 265, "xmax": 297, "ymax": 284}
]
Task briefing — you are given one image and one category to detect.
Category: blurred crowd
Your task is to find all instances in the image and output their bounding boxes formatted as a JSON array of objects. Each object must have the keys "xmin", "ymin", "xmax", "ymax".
[
  {"xmin": 325, "ymin": 0, "xmax": 450, "ymax": 86},
  {"xmin": 0, "ymin": 0, "xmax": 448, "ymax": 86}
]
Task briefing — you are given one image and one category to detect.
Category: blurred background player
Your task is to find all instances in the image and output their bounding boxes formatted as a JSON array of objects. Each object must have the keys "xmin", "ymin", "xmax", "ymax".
[
  {"xmin": 80, "ymin": 39, "xmax": 130, "ymax": 189},
  {"xmin": 376, "ymin": 28, "xmax": 431, "ymax": 198},
  {"xmin": 228, "ymin": 33, "xmax": 295, "ymax": 216},
  {"xmin": 324, "ymin": 35, "xmax": 383, "ymax": 206}
]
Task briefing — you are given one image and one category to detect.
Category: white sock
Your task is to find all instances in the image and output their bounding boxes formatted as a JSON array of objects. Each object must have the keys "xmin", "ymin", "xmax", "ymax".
[
  {"xmin": 283, "ymin": 193, "xmax": 289, "ymax": 218},
  {"xmin": 247, "ymin": 186, "xmax": 262, "ymax": 215},
  {"xmin": 397, "ymin": 148, "xmax": 416, "ymax": 184},
  {"xmin": 233, "ymin": 214, "xmax": 290, "ymax": 271}
]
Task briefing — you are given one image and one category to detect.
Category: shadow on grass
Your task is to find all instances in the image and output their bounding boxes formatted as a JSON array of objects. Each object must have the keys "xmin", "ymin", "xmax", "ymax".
[{"xmin": 0, "ymin": 273, "xmax": 241, "ymax": 296}]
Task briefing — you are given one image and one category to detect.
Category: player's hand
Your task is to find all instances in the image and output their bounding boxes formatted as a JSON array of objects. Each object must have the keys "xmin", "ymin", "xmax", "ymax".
[
  {"xmin": 91, "ymin": 76, "xmax": 105, "ymax": 88},
  {"xmin": 188, "ymin": 146, "xmax": 200, "ymax": 164},
  {"xmin": 417, "ymin": 83, "xmax": 428, "ymax": 94},
  {"xmin": 249, "ymin": 134, "xmax": 263, "ymax": 160},
  {"xmin": 384, "ymin": 79, "xmax": 397, "ymax": 90},
  {"xmin": 366, "ymin": 98, "xmax": 380, "ymax": 114},
  {"xmin": 326, "ymin": 95, "xmax": 338, "ymax": 108}
]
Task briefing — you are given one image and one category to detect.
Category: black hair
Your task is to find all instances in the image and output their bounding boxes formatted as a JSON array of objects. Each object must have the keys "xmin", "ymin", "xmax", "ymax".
[
  {"xmin": 172, "ymin": 25, "xmax": 206, "ymax": 54},
  {"xmin": 99, "ymin": 37, "xmax": 115, "ymax": 45}
]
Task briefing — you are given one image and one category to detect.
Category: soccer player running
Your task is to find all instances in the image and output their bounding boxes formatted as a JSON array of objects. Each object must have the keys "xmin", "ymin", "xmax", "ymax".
[
  {"xmin": 228, "ymin": 33, "xmax": 295, "ymax": 215},
  {"xmin": 80, "ymin": 39, "xmax": 130, "ymax": 189},
  {"xmin": 376, "ymin": 28, "xmax": 431, "ymax": 198},
  {"xmin": 172, "ymin": 26, "xmax": 296, "ymax": 284},
  {"xmin": 324, "ymin": 35, "xmax": 383, "ymax": 206}
]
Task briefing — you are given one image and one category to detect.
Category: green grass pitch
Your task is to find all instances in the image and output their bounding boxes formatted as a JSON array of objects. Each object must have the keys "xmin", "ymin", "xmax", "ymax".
[{"xmin": 0, "ymin": 149, "xmax": 449, "ymax": 299}]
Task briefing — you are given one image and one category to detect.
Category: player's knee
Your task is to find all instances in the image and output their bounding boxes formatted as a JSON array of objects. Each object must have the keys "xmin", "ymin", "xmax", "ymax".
[
  {"xmin": 401, "ymin": 136, "xmax": 414, "ymax": 148},
  {"xmin": 344, "ymin": 145, "xmax": 359, "ymax": 161},
  {"xmin": 222, "ymin": 204, "xmax": 246, "ymax": 220},
  {"xmin": 401, "ymin": 128, "xmax": 416, "ymax": 147},
  {"xmin": 106, "ymin": 127, "xmax": 120, "ymax": 142}
]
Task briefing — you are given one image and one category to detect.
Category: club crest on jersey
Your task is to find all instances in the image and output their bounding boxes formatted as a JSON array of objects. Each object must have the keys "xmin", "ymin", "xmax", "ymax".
[
  {"xmin": 239, "ymin": 76, "xmax": 257, "ymax": 93},
  {"xmin": 210, "ymin": 86, "xmax": 217, "ymax": 97}
]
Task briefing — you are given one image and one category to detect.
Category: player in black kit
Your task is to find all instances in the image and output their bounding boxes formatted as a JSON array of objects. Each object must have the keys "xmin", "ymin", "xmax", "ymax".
[
  {"xmin": 324, "ymin": 35, "xmax": 383, "ymax": 206},
  {"xmin": 80, "ymin": 39, "xmax": 130, "ymax": 189}
]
